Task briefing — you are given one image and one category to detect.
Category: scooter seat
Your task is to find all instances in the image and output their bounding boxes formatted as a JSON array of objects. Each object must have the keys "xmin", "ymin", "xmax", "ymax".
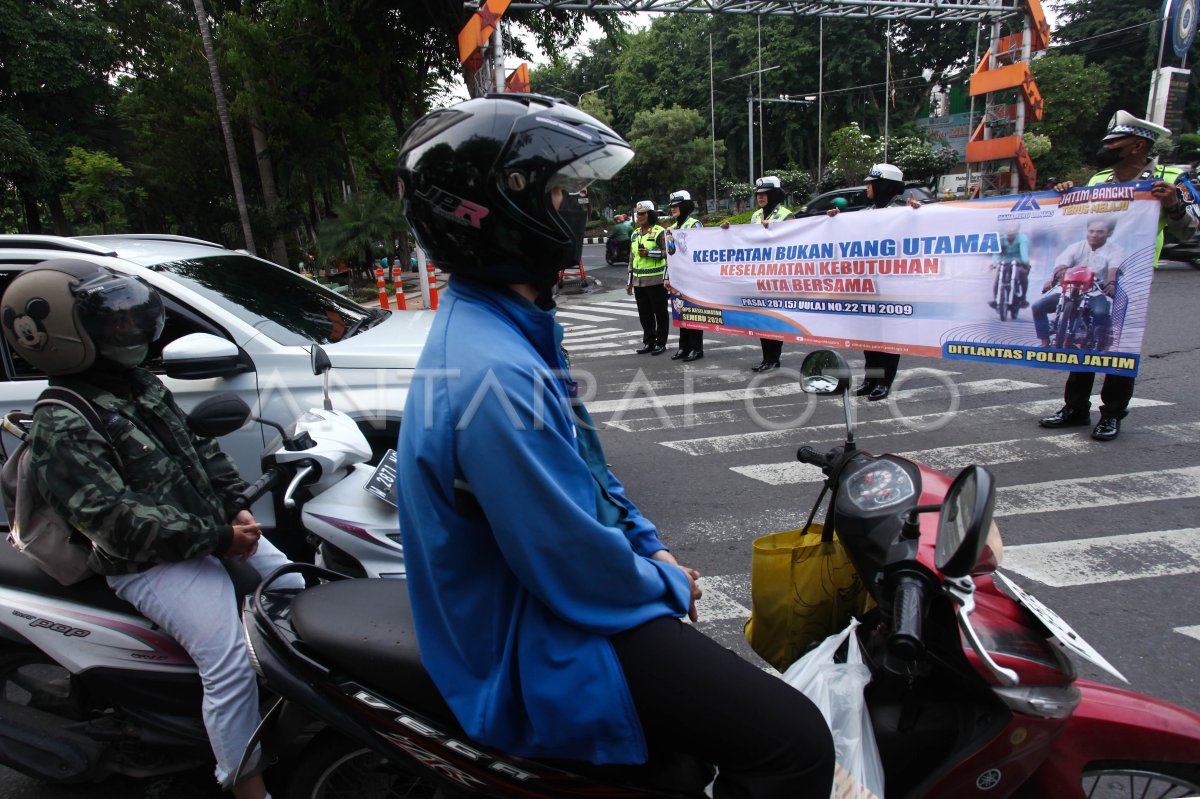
[
  {"xmin": 0, "ymin": 535, "xmax": 137, "ymax": 616},
  {"xmin": 290, "ymin": 578, "xmax": 714, "ymax": 796},
  {"xmin": 289, "ymin": 577, "xmax": 458, "ymax": 724}
]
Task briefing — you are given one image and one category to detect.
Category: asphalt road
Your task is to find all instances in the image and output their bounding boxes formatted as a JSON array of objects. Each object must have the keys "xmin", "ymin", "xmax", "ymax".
[{"xmin": 3, "ymin": 244, "xmax": 1198, "ymax": 796}]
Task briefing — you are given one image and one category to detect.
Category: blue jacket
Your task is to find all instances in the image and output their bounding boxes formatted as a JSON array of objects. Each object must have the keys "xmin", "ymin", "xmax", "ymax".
[{"xmin": 396, "ymin": 277, "xmax": 692, "ymax": 765}]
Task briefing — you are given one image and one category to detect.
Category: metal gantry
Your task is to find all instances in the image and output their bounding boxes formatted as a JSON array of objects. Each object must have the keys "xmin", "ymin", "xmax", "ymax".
[{"xmin": 498, "ymin": 0, "xmax": 1022, "ymax": 22}]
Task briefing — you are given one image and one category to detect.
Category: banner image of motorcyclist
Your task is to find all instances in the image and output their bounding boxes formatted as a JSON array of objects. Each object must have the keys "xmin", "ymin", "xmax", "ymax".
[
  {"xmin": 1038, "ymin": 110, "xmax": 1198, "ymax": 441},
  {"xmin": 827, "ymin": 163, "xmax": 923, "ymax": 401},
  {"xmin": 607, "ymin": 213, "xmax": 632, "ymax": 265},
  {"xmin": 394, "ymin": 94, "xmax": 834, "ymax": 798},
  {"xmin": 0, "ymin": 263, "xmax": 303, "ymax": 799},
  {"xmin": 664, "ymin": 189, "xmax": 705, "ymax": 362},
  {"xmin": 627, "ymin": 200, "xmax": 671, "ymax": 355},
  {"xmin": 1031, "ymin": 218, "xmax": 1124, "ymax": 351},
  {"xmin": 990, "ymin": 223, "xmax": 1031, "ymax": 313},
  {"xmin": 721, "ymin": 176, "xmax": 794, "ymax": 371}
]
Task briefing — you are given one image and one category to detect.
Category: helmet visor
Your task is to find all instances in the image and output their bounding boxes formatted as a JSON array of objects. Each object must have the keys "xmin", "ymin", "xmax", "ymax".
[
  {"xmin": 547, "ymin": 144, "xmax": 634, "ymax": 194},
  {"xmin": 75, "ymin": 272, "xmax": 166, "ymax": 348}
]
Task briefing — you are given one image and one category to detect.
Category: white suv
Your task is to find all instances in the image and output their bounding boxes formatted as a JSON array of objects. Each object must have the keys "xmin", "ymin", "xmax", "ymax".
[{"xmin": 0, "ymin": 234, "xmax": 434, "ymax": 526}]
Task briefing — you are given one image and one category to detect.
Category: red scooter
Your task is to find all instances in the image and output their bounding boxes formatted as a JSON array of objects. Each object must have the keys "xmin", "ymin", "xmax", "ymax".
[{"xmin": 237, "ymin": 349, "xmax": 1200, "ymax": 798}]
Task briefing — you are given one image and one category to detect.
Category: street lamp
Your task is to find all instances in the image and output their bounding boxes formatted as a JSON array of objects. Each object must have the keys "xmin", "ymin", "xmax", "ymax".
[{"xmin": 543, "ymin": 83, "xmax": 610, "ymax": 104}]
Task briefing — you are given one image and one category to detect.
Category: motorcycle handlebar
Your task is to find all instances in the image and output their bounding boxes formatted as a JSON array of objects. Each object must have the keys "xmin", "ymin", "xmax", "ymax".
[
  {"xmin": 888, "ymin": 574, "xmax": 926, "ymax": 662},
  {"xmin": 796, "ymin": 445, "xmax": 843, "ymax": 472},
  {"xmin": 231, "ymin": 466, "xmax": 285, "ymax": 512}
]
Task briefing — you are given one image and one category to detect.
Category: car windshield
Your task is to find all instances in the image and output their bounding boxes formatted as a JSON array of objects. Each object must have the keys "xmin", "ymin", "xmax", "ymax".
[{"xmin": 150, "ymin": 255, "xmax": 372, "ymax": 345}]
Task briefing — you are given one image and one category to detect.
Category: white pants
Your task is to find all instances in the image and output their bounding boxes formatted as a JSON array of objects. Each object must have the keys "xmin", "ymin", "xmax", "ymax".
[{"xmin": 107, "ymin": 539, "xmax": 303, "ymax": 784}]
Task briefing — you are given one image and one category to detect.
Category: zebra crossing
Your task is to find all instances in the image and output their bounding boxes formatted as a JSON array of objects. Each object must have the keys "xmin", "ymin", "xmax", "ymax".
[{"xmin": 555, "ymin": 293, "xmax": 1200, "ymax": 684}]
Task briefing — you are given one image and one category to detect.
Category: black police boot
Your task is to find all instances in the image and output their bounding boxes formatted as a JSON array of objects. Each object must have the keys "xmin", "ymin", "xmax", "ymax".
[
  {"xmin": 1038, "ymin": 406, "xmax": 1091, "ymax": 428},
  {"xmin": 1091, "ymin": 416, "xmax": 1121, "ymax": 441}
]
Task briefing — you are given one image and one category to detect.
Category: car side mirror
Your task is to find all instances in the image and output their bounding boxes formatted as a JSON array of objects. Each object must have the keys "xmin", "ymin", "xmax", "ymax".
[{"xmin": 163, "ymin": 333, "xmax": 253, "ymax": 380}]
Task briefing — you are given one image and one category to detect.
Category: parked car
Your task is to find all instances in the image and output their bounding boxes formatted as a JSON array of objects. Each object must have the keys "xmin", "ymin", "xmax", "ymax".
[
  {"xmin": 795, "ymin": 183, "xmax": 936, "ymax": 217},
  {"xmin": 0, "ymin": 234, "xmax": 434, "ymax": 526}
]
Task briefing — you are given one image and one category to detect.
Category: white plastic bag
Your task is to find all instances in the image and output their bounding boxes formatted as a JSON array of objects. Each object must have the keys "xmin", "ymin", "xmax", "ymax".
[{"xmin": 781, "ymin": 618, "xmax": 885, "ymax": 799}]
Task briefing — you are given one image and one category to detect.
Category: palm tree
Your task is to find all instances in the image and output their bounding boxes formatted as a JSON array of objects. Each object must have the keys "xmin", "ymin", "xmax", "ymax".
[
  {"xmin": 317, "ymin": 192, "xmax": 408, "ymax": 291},
  {"xmin": 191, "ymin": 0, "xmax": 255, "ymax": 254}
]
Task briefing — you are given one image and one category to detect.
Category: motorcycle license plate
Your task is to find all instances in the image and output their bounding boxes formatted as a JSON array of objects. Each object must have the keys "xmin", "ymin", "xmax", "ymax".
[
  {"xmin": 993, "ymin": 571, "xmax": 1128, "ymax": 683},
  {"xmin": 365, "ymin": 449, "xmax": 399, "ymax": 508}
]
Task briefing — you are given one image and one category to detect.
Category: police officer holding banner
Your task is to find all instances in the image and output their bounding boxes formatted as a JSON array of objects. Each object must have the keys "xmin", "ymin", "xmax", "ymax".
[
  {"xmin": 664, "ymin": 190, "xmax": 705, "ymax": 362},
  {"xmin": 627, "ymin": 200, "xmax": 670, "ymax": 355},
  {"xmin": 1038, "ymin": 110, "xmax": 1198, "ymax": 441}
]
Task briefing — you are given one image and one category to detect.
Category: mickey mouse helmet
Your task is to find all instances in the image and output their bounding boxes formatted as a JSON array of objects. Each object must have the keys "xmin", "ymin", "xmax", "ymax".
[{"xmin": 0, "ymin": 260, "xmax": 164, "ymax": 375}]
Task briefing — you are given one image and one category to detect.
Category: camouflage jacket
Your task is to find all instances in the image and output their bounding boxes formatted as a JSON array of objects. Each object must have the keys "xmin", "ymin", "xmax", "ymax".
[{"xmin": 27, "ymin": 369, "xmax": 243, "ymax": 575}]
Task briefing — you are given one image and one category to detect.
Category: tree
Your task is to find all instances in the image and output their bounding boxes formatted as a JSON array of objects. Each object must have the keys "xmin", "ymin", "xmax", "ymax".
[
  {"xmin": 317, "ymin": 192, "xmax": 407, "ymax": 288},
  {"xmin": 1023, "ymin": 132, "xmax": 1053, "ymax": 163},
  {"xmin": 191, "ymin": 0, "xmax": 256, "ymax": 253},
  {"xmin": 62, "ymin": 148, "xmax": 143, "ymax": 234},
  {"xmin": 886, "ymin": 135, "xmax": 958, "ymax": 182},
  {"xmin": 0, "ymin": 0, "xmax": 122, "ymax": 233},
  {"xmin": 620, "ymin": 106, "xmax": 726, "ymax": 205},
  {"xmin": 826, "ymin": 124, "xmax": 882, "ymax": 185},
  {"xmin": 1028, "ymin": 54, "xmax": 1112, "ymax": 178}
]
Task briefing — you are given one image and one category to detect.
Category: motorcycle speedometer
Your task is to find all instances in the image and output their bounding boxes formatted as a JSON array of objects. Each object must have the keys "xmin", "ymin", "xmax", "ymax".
[{"xmin": 845, "ymin": 459, "xmax": 916, "ymax": 511}]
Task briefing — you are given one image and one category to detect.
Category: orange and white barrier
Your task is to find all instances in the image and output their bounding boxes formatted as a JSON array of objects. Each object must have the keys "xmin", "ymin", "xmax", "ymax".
[
  {"xmin": 391, "ymin": 267, "xmax": 407, "ymax": 310},
  {"xmin": 375, "ymin": 267, "xmax": 390, "ymax": 310}
]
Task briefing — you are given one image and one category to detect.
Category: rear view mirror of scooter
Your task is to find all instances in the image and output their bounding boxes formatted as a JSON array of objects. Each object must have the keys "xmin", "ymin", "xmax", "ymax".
[
  {"xmin": 800, "ymin": 349, "xmax": 857, "ymax": 452},
  {"xmin": 186, "ymin": 392, "xmax": 253, "ymax": 438},
  {"xmin": 311, "ymin": 343, "xmax": 333, "ymax": 411}
]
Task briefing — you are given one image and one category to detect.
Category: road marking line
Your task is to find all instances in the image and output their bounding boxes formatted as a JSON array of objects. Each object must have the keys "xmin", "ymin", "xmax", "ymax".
[
  {"xmin": 562, "ymin": 327, "xmax": 623, "ymax": 341},
  {"xmin": 566, "ymin": 306, "xmax": 643, "ymax": 318},
  {"xmin": 590, "ymin": 374, "xmax": 1012, "ymax": 420},
  {"xmin": 995, "ymin": 465, "xmax": 1200, "ymax": 517},
  {"xmin": 695, "ymin": 574, "xmax": 752, "ymax": 623},
  {"xmin": 555, "ymin": 310, "xmax": 622, "ymax": 322},
  {"xmin": 586, "ymin": 383, "xmax": 804, "ymax": 414},
  {"xmin": 660, "ymin": 396, "xmax": 1172, "ymax": 456},
  {"xmin": 1002, "ymin": 528, "xmax": 1200, "ymax": 587},
  {"xmin": 1174, "ymin": 625, "xmax": 1200, "ymax": 642},
  {"xmin": 732, "ymin": 422, "xmax": 1200, "ymax": 486}
]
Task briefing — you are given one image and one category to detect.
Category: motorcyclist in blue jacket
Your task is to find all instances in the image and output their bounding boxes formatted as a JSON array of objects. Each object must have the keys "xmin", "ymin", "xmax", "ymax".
[{"xmin": 394, "ymin": 94, "xmax": 834, "ymax": 799}]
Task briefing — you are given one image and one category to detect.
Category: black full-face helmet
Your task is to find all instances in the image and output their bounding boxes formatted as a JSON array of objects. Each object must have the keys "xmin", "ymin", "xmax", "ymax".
[
  {"xmin": 397, "ymin": 94, "xmax": 633, "ymax": 290},
  {"xmin": 0, "ymin": 260, "xmax": 165, "ymax": 375}
]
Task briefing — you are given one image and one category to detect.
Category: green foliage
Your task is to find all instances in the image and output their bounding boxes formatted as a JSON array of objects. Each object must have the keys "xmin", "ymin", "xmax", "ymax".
[
  {"xmin": 886, "ymin": 135, "xmax": 958, "ymax": 181},
  {"xmin": 1023, "ymin": 133, "xmax": 1053, "ymax": 162},
  {"xmin": 62, "ymin": 148, "xmax": 144, "ymax": 234},
  {"xmin": 771, "ymin": 168, "xmax": 816, "ymax": 205},
  {"xmin": 722, "ymin": 210, "xmax": 756, "ymax": 225},
  {"xmin": 317, "ymin": 192, "xmax": 408, "ymax": 279},
  {"xmin": 619, "ymin": 105, "xmax": 726, "ymax": 205},
  {"xmin": 1028, "ymin": 54, "xmax": 1112, "ymax": 179},
  {"xmin": 1179, "ymin": 133, "xmax": 1200, "ymax": 166},
  {"xmin": 826, "ymin": 124, "xmax": 882, "ymax": 185}
]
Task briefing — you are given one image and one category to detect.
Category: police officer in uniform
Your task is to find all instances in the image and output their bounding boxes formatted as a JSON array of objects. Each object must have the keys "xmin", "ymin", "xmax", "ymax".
[
  {"xmin": 827, "ymin": 163, "xmax": 921, "ymax": 400},
  {"xmin": 722, "ymin": 176, "xmax": 794, "ymax": 371},
  {"xmin": 1038, "ymin": 111, "xmax": 1198, "ymax": 440},
  {"xmin": 627, "ymin": 200, "xmax": 670, "ymax": 355},
  {"xmin": 664, "ymin": 190, "xmax": 705, "ymax": 362}
]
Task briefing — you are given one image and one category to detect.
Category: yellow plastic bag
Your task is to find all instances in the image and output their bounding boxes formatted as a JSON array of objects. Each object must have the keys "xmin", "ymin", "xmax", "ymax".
[{"xmin": 744, "ymin": 523, "xmax": 875, "ymax": 672}]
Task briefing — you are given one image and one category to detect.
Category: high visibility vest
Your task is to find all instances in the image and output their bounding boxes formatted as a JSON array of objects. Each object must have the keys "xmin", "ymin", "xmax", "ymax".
[
  {"xmin": 751, "ymin": 205, "xmax": 793, "ymax": 223},
  {"xmin": 1089, "ymin": 164, "xmax": 1188, "ymax": 262},
  {"xmin": 675, "ymin": 217, "xmax": 703, "ymax": 229},
  {"xmin": 630, "ymin": 225, "xmax": 667, "ymax": 279}
]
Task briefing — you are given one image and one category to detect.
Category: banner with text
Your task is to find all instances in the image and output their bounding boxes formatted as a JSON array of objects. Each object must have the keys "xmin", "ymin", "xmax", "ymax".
[{"xmin": 667, "ymin": 182, "xmax": 1163, "ymax": 376}]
